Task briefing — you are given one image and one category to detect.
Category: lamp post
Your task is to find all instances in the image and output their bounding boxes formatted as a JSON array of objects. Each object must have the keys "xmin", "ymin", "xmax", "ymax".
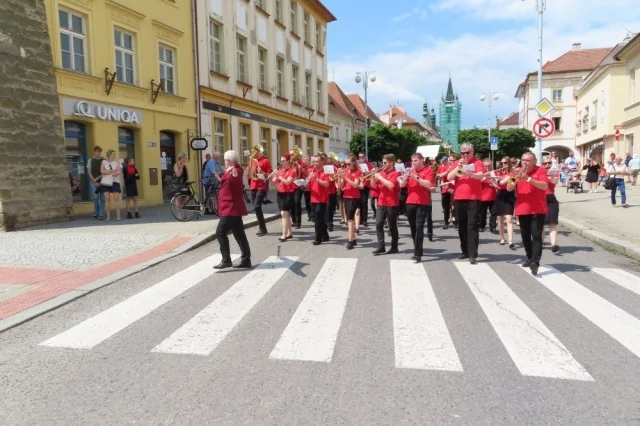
[
  {"xmin": 355, "ymin": 71, "xmax": 376, "ymax": 160},
  {"xmin": 480, "ymin": 92, "xmax": 500, "ymax": 166}
]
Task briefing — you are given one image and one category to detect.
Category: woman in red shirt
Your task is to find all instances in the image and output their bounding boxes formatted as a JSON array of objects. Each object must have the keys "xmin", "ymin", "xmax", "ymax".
[
  {"xmin": 479, "ymin": 158, "xmax": 497, "ymax": 233},
  {"xmin": 496, "ymin": 157, "xmax": 517, "ymax": 248},
  {"xmin": 542, "ymin": 156, "xmax": 560, "ymax": 253},
  {"xmin": 339, "ymin": 155, "xmax": 362, "ymax": 249},
  {"xmin": 271, "ymin": 153, "xmax": 297, "ymax": 242}
]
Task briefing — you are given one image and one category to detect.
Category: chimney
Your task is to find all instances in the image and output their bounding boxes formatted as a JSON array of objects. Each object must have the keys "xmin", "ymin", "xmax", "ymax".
[{"xmin": 572, "ymin": 42, "xmax": 582, "ymax": 51}]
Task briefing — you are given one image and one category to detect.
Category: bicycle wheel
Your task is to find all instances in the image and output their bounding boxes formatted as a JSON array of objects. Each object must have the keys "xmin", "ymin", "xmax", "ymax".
[
  {"xmin": 170, "ymin": 194, "xmax": 199, "ymax": 222},
  {"xmin": 244, "ymin": 188, "xmax": 255, "ymax": 213},
  {"xmin": 206, "ymin": 192, "xmax": 219, "ymax": 216}
]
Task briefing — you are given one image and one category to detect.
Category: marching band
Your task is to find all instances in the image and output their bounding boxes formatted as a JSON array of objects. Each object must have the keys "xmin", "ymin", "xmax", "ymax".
[{"xmin": 213, "ymin": 146, "xmax": 562, "ymax": 276}]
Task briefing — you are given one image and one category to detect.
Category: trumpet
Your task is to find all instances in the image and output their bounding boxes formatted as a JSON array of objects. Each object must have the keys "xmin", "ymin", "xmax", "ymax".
[
  {"xmin": 328, "ymin": 168, "xmax": 346, "ymax": 181},
  {"xmin": 266, "ymin": 164, "xmax": 284, "ymax": 181},
  {"xmin": 291, "ymin": 145, "xmax": 303, "ymax": 162},
  {"xmin": 362, "ymin": 167, "xmax": 381, "ymax": 180},
  {"xmin": 398, "ymin": 167, "xmax": 415, "ymax": 183},
  {"xmin": 455, "ymin": 160, "xmax": 467, "ymax": 177},
  {"xmin": 508, "ymin": 168, "xmax": 523, "ymax": 185}
]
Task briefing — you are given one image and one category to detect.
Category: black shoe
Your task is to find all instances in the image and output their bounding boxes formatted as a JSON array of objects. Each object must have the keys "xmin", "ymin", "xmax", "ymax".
[
  {"xmin": 328, "ymin": 225, "xmax": 334, "ymax": 232},
  {"xmin": 387, "ymin": 247, "xmax": 399, "ymax": 254},
  {"xmin": 256, "ymin": 229, "xmax": 267, "ymax": 236},
  {"xmin": 213, "ymin": 261, "xmax": 233, "ymax": 270},
  {"xmin": 443, "ymin": 224, "xmax": 449, "ymax": 230},
  {"xmin": 127, "ymin": 212, "xmax": 133, "ymax": 219},
  {"xmin": 322, "ymin": 236, "xmax": 329, "ymax": 242},
  {"xmin": 233, "ymin": 260, "xmax": 252, "ymax": 269},
  {"xmin": 551, "ymin": 245, "xmax": 559, "ymax": 253},
  {"xmin": 312, "ymin": 240, "xmax": 321, "ymax": 245},
  {"xmin": 458, "ymin": 254, "xmax": 469, "ymax": 260},
  {"xmin": 522, "ymin": 260, "xmax": 532, "ymax": 268},
  {"xmin": 469, "ymin": 258, "xmax": 477, "ymax": 265},
  {"xmin": 427, "ymin": 233, "xmax": 433, "ymax": 242},
  {"xmin": 373, "ymin": 247, "xmax": 385, "ymax": 255},
  {"xmin": 530, "ymin": 262, "xmax": 539, "ymax": 275},
  {"xmin": 410, "ymin": 255, "xmax": 421, "ymax": 263},
  {"xmin": 346, "ymin": 241, "xmax": 355, "ymax": 250},
  {"xmin": 509, "ymin": 243, "xmax": 516, "ymax": 250},
  {"xmin": 135, "ymin": 212, "xmax": 140, "ymax": 218}
]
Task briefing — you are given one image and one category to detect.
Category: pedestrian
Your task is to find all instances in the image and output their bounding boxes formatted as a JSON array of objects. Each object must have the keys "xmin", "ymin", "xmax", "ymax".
[
  {"xmin": 308, "ymin": 155, "xmax": 331, "ymax": 245},
  {"xmin": 271, "ymin": 152, "xmax": 296, "ymax": 242},
  {"xmin": 338, "ymin": 155, "xmax": 362, "ymax": 250},
  {"xmin": 447, "ymin": 142, "xmax": 486, "ymax": 264},
  {"xmin": 371, "ymin": 153, "xmax": 401, "ymax": 255},
  {"xmin": 213, "ymin": 150, "xmax": 251, "ymax": 270},
  {"xmin": 542, "ymin": 156, "xmax": 560, "ymax": 253},
  {"xmin": 507, "ymin": 151, "xmax": 549, "ymax": 276},
  {"xmin": 122, "ymin": 157, "xmax": 140, "ymax": 218}
]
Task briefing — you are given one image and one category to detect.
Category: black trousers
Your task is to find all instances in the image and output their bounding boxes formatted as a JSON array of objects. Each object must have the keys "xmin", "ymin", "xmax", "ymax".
[
  {"xmin": 454, "ymin": 200, "xmax": 481, "ymax": 258},
  {"xmin": 406, "ymin": 204, "xmax": 427, "ymax": 257},
  {"xmin": 292, "ymin": 188, "xmax": 303, "ymax": 226},
  {"xmin": 216, "ymin": 216, "xmax": 251, "ymax": 263},
  {"xmin": 370, "ymin": 196, "xmax": 377, "ymax": 220},
  {"xmin": 479, "ymin": 201, "xmax": 497, "ymax": 230},
  {"xmin": 326, "ymin": 193, "xmax": 337, "ymax": 227},
  {"xmin": 304, "ymin": 191, "xmax": 312, "ymax": 220},
  {"xmin": 312, "ymin": 203, "xmax": 329, "ymax": 242},
  {"xmin": 250, "ymin": 189, "xmax": 267, "ymax": 231},
  {"xmin": 426, "ymin": 204, "xmax": 433, "ymax": 235},
  {"xmin": 360, "ymin": 186, "xmax": 370, "ymax": 224},
  {"xmin": 376, "ymin": 205, "xmax": 399, "ymax": 248},
  {"xmin": 519, "ymin": 214, "xmax": 546, "ymax": 264},
  {"xmin": 441, "ymin": 193, "xmax": 452, "ymax": 224}
]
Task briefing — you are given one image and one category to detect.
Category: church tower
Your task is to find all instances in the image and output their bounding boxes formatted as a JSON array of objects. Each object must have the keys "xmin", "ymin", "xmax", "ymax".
[
  {"xmin": 439, "ymin": 75, "xmax": 462, "ymax": 152},
  {"xmin": 422, "ymin": 101, "xmax": 437, "ymax": 130}
]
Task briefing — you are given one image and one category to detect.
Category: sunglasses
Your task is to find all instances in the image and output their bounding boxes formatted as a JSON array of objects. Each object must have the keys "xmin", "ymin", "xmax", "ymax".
[{"xmin": 460, "ymin": 151, "xmax": 472, "ymax": 155}]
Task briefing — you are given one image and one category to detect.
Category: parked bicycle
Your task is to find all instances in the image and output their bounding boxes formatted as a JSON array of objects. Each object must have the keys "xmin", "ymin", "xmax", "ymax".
[{"xmin": 170, "ymin": 180, "xmax": 255, "ymax": 222}]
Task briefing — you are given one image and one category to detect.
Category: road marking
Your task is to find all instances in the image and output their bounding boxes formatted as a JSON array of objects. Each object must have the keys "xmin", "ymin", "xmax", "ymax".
[
  {"xmin": 457, "ymin": 263, "xmax": 592, "ymax": 381},
  {"xmin": 390, "ymin": 260, "xmax": 462, "ymax": 371},
  {"xmin": 270, "ymin": 258, "xmax": 357, "ymax": 362},
  {"xmin": 40, "ymin": 254, "xmax": 233, "ymax": 349},
  {"xmin": 592, "ymin": 267, "xmax": 640, "ymax": 297},
  {"xmin": 536, "ymin": 265, "xmax": 640, "ymax": 360},
  {"xmin": 152, "ymin": 256, "xmax": 297, "ymax": 356}
]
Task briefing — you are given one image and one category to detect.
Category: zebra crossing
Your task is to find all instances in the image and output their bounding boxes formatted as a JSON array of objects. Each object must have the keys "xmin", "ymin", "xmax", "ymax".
[{"xmin": 39, "ymin": 254, "xmax": 640, "ymax": 382}]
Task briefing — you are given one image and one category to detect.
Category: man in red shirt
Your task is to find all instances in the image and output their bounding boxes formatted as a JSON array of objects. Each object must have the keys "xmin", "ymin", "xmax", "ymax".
[
  {"xmin": 437, "ymin": 157, "xmax": 453, "ymax": 229},
  {"xmin": 214, "ymin": 150, "xmax": 251, "ymax": 269},
  {"xmin": 321, "ymin": 153, "xmax": 338, "ymax": 232},
  {"xmin": 371, "ymin": 153, "xmax": 401, "ymax": 255},
  {"xmin": 339, "ymin": 154, "xmax": 362, "ymax": 250},
  {"xmin": 271, "ymin": 152, "xmax": 297, "ymax": 242},
  {"xmin": 358, "ymin": 152, "xmax": 374, "ymax": 226},
  {"xmin": 446, "ymin": 142, "xmax": 486, "ymax": 264},
  {"xmin": 399, "ymin": 153, "xmax": 434, "ymax": 262},
  {"xmin": 308, "ymin": 155, "xmax": 331, "ymax": 245},
  {"xmin": 249, "ymin": 150, "xmax": 273, "ymax": 236},
  {"xmin": 507, "ymin": 151, "xmax": 549, "ymax": 275},
  {"xmin": 479, "ymin": 157, "xmax": 498, "ymax": 233}
]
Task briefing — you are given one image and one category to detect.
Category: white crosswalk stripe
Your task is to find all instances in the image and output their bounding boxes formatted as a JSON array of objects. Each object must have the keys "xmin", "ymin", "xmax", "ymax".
[
  {"xmin": 152, "ymin": 256, "xmax": 298, "ymax": 356},
  {"xmin": 390, "ymin": 260, "xmax": 462, "ymax": 371},
  {"xmin": 592, "ymin": 267, "xmax": 640, "ymax": 297},
  {"xmin": 534, "ymin": 266, "xmax": 640, "ymax": 360},
  {"xmin": 40, "ymin": 254, "xmax": 236, "ymax": 349},
  {"xmin": 456, "ymin": 262, "xmax": 592, "ymax": 381},
  {"xmin": 270, "ymin": 258, "xmax": 357, "ymax": 362}
]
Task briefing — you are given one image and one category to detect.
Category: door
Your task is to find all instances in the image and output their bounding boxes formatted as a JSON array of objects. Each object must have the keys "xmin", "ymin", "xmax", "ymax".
[
  {"xmin": 160, "ymin": 131, "xmax": 176, "ymax": 201},
  {"xmin": 64, "ymin": 121, "xmax": 89, "ymax": 203}
]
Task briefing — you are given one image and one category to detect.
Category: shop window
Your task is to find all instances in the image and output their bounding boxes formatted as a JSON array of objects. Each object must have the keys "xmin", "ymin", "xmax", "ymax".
[
  {"xmin": 160, "ymin": 131, "xmax": 176, "ymax": 201},
  {"xmin": 118, "ymin": 127, "xmax": 135, "ymax": 162},
  {"xmin": 64, "ymin": 121, "xmax": 90, "ymax": 202},
  {"xmin": 318, "ymin": 138, "xmax": 324, "ymax": 153}
]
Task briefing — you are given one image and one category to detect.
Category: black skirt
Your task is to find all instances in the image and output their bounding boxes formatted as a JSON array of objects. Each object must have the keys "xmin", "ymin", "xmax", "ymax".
[
  {"xmin": 277, "ymin": 191, "xmax": 294, "ymax": 212},
  {"xmin": 494, "ymin": 189, "xmax": 516, "ymax": 216},
  {"xmin": 545, "ymin": 194, "xmax": 559, "ymax": 225}
]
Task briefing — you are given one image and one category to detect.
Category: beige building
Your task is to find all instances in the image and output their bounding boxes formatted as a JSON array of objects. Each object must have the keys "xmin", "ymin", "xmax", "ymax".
[
  {"xmin": 615, "ymin": 33, "xmax": 640, "ymax": 157},
  {"xmin": 574, "ymin": 44, "xmax": 628, "ymax": 164},
  {"xmin": 328, "ymin": 82, "xmax": 365, "ymax": 155},
  {"xmin": 195, "ymin": 0, "xmax": 336, "ymax": 168}
]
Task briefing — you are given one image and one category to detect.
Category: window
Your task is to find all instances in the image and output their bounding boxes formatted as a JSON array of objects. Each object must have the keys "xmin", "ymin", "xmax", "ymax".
[
  {"xmin": 315, "ymin": 22, "xmax": 320, "ymax": 47},
  {"xmin": 552, "ymin": 89, "xmax": 562, "ymax": 102},
  {"xmin": 290, "ymin": 0, "xmax": 297, "ymax": 33},
  {"xmin": 630, "ymin": 69, "xmax": 636, "ymax": 103},
  {"xmin": 59, "ymin": 9, "xmax": 86, "ymax": 73},
  {"xmin": 114, "ymin": 29, "xmax": 135, "ymax": 84},
  {"xmin": 236, "ymin": 35, "xmax": 247, "ymax": 82},
  {"xmin": 158, "ymin": 45, "xmax": 175, "ymax": 94},
  {"xmin": 316, "ymin": 79, "xmax": 322, "ymax": 112},
  {"xmin": 213, "ymin": 118, "xmax": 226, "ymax": 153},
  {"xmin": 306, "ymin": 137, "xmax": 313, "ymax": 157},
  {"xmin": 209, "ymin": 21, "xmax": 223, "ymax": 73},
  {"xmin": 276, "ymin": 56, "xmax": 284, "ymax": 97},
  {"xmin": 258, "ymin": 48, "xmax": 267, "ymax": 91},
  {"xmin": 256, "ymin": 0, "xmax": 266, "ymax": 9},
  {"xmin": 303, "ymin": 12, "xmax": 310, "ymax": 41},
  {"xmin": 552, "ymin": 117, "xmax": 561, "ymax": 131},
  {"xmin": 591, "ymin": 100, "xmax": 598, "ymax": 128},
  {"xmin": 292, "ymin": 65, "xmax": 299, "ymax": 102},
  {"xmin": 305, "ymin": 72, "xmax": 311, "ymax": 108},
  {"xmin": 240, "ymin": 123, "xmax": 250, "ymax": 164},
  {"xmin": 275, "ymin": 0, "xmax": 283, "ymax": 22},
  {"xmin": 260, "ymin": 128, "xmax": 269, "ymax": 155},
  {"xmin": 346, "ymin": 128, "xmax": 350, "ymax": 142}
]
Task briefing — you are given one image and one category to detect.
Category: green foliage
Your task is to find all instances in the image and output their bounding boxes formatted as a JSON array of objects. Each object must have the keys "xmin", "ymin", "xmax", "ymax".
[
  {"xmin": 349, "ymin": 124, "xmax": 439, "ymax": 161},
  {"xmin": 457, "ymin": 128, "xmax": 536, "ymax": 160}
]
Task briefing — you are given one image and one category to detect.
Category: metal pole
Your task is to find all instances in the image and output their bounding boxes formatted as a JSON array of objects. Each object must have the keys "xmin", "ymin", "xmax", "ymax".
[
  {"xmin": 364, "ymin": 72, "xmax": 369, "ymax": 160},
  {"xmin": 536, "ymin": 0, "xmax": 544, "ymax": 165},
  {"xmin": 488, "ymin": 96, "xmax": 493, "ymax": 166}
]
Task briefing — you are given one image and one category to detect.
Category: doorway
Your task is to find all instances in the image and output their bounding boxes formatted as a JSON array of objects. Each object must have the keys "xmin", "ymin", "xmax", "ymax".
[
  {"xmin": 277, "ymin": 130, "xmax": 289, "ymax": 159},
  {"xmin": 160, "ymin": 131, "xmax": 176, "ymax": 201},
  {"xmin": 64, "ymin": 121, "xmax": 89, "ymax": 203}
]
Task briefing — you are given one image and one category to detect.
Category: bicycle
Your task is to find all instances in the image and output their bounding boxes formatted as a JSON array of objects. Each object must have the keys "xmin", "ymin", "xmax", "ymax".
[{"xmin": 170, "ymin": 181, "xmax": 255, "ymax": 222}]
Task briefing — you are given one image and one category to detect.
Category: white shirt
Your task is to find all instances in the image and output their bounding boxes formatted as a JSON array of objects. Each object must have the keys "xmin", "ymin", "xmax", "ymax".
[
  {"xmin": 608, "ymin": 163, "xmax": 628, "ymax": 179},
  {"xmin": 102, "ymin": 160, "xmax": 121, "ymax": 183}
]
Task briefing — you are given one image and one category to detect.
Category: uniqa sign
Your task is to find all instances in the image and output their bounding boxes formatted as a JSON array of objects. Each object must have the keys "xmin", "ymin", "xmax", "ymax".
[{"xmin": 73, "ymin": 100, "xmax": 141, "ymax": 124}]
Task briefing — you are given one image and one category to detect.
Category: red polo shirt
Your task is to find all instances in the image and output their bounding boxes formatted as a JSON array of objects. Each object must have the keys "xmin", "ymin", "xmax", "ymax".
[
  {"xmin": 309, "ymin": 171, "xmax": 329, "ymax": 203},
  {"xmin": 514, "ymin": 165, "xmax": 549, "ymax": 215},
  {"xmin": 481, "ymin": 178, "xmax": 497, "ymax": 202},
  {"xmin": 452, "ymin": 158, "xmax": 485, "ymax": 200},
  {"xmin": 276, "ymin": 168, "xmax": 297, "ymax": 193},
  {"xmin": 546, "ymin": 171, "xmax": 559, "ymax": 195},
  {"xmin": 249, "ymin": 157, "xmax": 272, "ymax": 191},
  {"xmin": 341, "ymin": 169, "xmax": 361, "ymax": 199},
  {"xmin": 406, "ymin": 167, "xmax": 434, "ymax": 205},
  {"xmin": 375, "ymin": 168, "xmax": 401, "ymax": 207},
  {"xmin": 437, "ymin": 165, "xmax": 451, "ymax": 194}
]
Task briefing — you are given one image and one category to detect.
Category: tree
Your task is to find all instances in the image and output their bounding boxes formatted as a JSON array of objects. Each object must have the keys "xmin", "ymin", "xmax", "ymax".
[
  {"xmin": 458, "ymin": 127, "xmax": 536, "ymax": 160},
  {"xmin": 349, "ymin": 124, "xmax": 435, "ymax": 161}
]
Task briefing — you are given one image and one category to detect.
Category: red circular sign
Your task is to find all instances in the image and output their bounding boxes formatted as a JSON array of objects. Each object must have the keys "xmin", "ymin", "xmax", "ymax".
[
  {"xmin": 615, "ymin": 129, "xmax": 621, "ymax": 141},
  {"xmin": 532, "ymin": 117, "xmax": 555, "ymax": 138}
]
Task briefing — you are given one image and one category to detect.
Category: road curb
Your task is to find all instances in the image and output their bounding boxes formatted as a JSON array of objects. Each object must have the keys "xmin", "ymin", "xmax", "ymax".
[
  {"xmin": 0, "ymin": 213, "xmax": 281, "ymax": 334},
  {"xmin": 558, "ymin": 215, "xmax": 640, "ymax": 262}
]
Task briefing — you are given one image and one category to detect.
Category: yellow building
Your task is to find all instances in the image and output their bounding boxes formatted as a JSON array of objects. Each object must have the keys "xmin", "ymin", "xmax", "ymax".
[
  {"xmin": 615, "ymin": 33, "xmax": 640, "ymax": 155},
  {"xmin": 43, "ymin": 0, "xmax": 198, "ymax": 213}
]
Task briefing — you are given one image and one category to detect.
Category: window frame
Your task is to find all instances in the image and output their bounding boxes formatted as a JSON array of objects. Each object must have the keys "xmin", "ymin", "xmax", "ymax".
[
  {"xmin": 209, "ymin": 20, "xmax": 223, "ymax": 74},
  {"xmin": 292, "ymin": 64, "xmax": 299, "ymax": 103},
  {"xmin": 213, "ymin": 117, "xmax": 226, "ymax": 154},
  {"xmin": 158, "ymin": 44, "xmax": 176, "ymax": 95},
  {"xmin": 114, "ymin": 28, "xmax": 136, "ymax": 85},
  {"xmin": 236, "ymin": 34, "xmax": 247, "ymax": 83},
  {"xmin": 276, "ymin": 56, "xmax": 285, "ymax": 97},
  {"xmin": 258, "ymin": 47, "xmax": 267, "ymax": 91},
  {"xmin": 239, "ymin": 122, "xmax": 251, "ymax": 165},
  {"xmin": 58, "ymin": 8, "xmax": 88, "ymax": 73},
  {"xmin": 290, "ymin": 0, "xmax": 297, "ymax": 33},
  {"xmin": 316, "ymin": 78, "xmax": 322, "ymax": 112},
  {"xmin": 305, "ymin": 72, "xmax": 311, "ymax": 108},
  {"xmin": 552, "ymin": 89, "xmax": 563, "ymax": 102}
]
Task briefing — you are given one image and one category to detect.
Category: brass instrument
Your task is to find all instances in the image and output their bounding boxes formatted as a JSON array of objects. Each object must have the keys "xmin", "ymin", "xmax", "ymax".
[
  {"xmin": 291, "ymin": 145, "xmax": 303, "ymax": 163},
  {"xmin": 398, "ymin": 167, "xmax": 415, "ymax": 183},
  {"xmin": 455, "ymin": 159, "xmax": 467, "ymax": 177},
  {"xmin": 361, "ymin": 167, "xmax": 381, "ymax": 180},
  {"xmin": 246, "ymin": 144, "xmax": 264, "ymax": 180},
  {"xmin": 328, "ymin": 168, "xmax": 346, "ymax": 181},
  {"xmin": 508, "ymin": 167, "xmax": 523, "ymax": 185},
  {"xmin": 328, "ymin": 152, "xmax": 338, "ymax": 164}
]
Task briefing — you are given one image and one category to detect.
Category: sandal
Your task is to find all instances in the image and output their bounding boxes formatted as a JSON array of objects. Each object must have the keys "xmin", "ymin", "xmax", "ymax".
[{"xmin": 499, "ymin": 239, "xmax": 506, "ymax": 245}]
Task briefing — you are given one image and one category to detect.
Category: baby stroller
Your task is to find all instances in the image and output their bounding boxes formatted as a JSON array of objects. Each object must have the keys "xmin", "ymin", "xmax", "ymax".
[{"xmin": 566, "ymin": 170, "xmax": 584, "ymax": 193}]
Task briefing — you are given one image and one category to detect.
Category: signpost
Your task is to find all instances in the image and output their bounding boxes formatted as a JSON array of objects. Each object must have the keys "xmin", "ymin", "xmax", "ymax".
[
  {"xmin": 190, "ymin": 137, "xmax": 208, "ymax": 151},
  {"xmin": 615, "ymin": 129, "xmax": 621, "ymax": 141},
  {"xmin": 490, "ymin": 136, "xmax": 498, "ymax": 151},
  {"xmin": 532, "ymin": 97, "xmax": 555, "ymax": 164},
  {"xmin": 532, "ymin": 117, "xmax": 555, "ymax": 139}
]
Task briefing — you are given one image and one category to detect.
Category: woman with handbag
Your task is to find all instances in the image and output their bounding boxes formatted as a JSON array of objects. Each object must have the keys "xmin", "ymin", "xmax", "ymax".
[
  {"xmin": 100, "ymin": 149, "xmax": 122, "ymax": 221},
  {"xmin": 122, "ymin": 157, "xmax": 140, "ymax": 219}
]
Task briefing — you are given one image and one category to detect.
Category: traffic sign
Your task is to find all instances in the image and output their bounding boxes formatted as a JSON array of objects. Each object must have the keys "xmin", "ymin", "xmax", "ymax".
[
  {"xmin": 533, "ymin": 117, "xmax": 555, "ymax": 138},
  {"xmin": 190, "ymin": 137, "xmax": 208, "ymax": 151},
  {"xmin": 615, "ymin": 129, "xmax": 621, "ymax": 141},
  {"xmin": 534, "ymin": 98, "xmax": 555, "ymax": 117},
  {"xmin": 490, "ymin": 136, "xmax": 498, "ymax": 151}
]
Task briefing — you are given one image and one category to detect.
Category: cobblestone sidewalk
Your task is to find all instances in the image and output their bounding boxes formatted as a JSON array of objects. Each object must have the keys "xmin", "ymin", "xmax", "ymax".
[{"xmin": 0, "ymin": 198, "xmax": 280, "ymax": 326}]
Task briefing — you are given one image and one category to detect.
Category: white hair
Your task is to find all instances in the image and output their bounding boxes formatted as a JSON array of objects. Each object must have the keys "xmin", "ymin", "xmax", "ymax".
[
  {"xmin": 177, "ymin": 152, "xmax": 187, "ymax": 160},
  {"xmin": 459, "ymin": 142, "xmax": 474, "ymax": 152},
  {"xmin": 212, "ymin": 151, "xmax": 221, "ymax": 158},
  {"xmin": 224, "ymin": 150, "xmax": 239, "ymax": 164}
]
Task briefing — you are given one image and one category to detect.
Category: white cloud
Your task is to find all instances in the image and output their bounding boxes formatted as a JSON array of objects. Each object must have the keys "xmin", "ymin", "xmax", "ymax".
[
  {"xmin": 391, "ymin": 8, "xmax": 428, "ymax": 22},
  {"xmin": 392, "ymin": 12, "xmax": 412, "ymax": 21},
  {"xmin": 329, "ymin": 1, "xmax": 640, "ymax": 129}
]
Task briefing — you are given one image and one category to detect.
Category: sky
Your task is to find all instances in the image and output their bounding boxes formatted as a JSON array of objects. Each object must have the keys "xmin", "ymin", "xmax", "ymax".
[{"xmin": 323, "ymin": 0, "xmax": 640, "ymax": 130}]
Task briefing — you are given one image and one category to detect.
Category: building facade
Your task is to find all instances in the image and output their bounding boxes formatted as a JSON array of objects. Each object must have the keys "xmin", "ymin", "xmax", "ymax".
[
  {"xmin": 439, "ymin": 76, "xmax": 462, "ymax": 152},
  {"xmin": 615, "ymin": 33, "xmax": 640, "ymax": 158},
  {"xmin": 42, "ymin": 0, "xmax": 199, "ymax": 213},
  {"xmin": 0, "ymin": 0, "xmax": 73, "ymax": 231},
  {"xmin": 575, "ymin": 44, "xmax": 628, "ymax": 164},
  {"xmin": 496, "ymin": 112, "xmax": 519, "ymax": 130},
  {"xmin": 515, "ymin": 43, "xmax": 611, "ymax": 159},
  {"xmin": 328, "ymin": 82, "xmax": 365, "ymax": 155},
  {"xmin": 196, "ymin": 0, "xmax": 336, "ymax": 168}
]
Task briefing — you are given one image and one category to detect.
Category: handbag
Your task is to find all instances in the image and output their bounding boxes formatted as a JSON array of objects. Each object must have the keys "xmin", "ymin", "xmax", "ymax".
[{"xmin": 101, "ymin": 163, "xmax": 114, "ymax": 186}]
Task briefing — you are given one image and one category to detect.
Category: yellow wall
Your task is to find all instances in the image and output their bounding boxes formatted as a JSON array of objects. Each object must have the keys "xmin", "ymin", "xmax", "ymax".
[{"xmin": 43, "ymin": 0, "xmax": 198, "ymax": 213}]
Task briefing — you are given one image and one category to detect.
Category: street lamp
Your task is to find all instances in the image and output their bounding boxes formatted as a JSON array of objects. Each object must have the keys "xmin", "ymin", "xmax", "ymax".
[
  {"xmin": 355, "ymin": 71, "xmax": 376, "ymax": 160},
  {"xmin": 480, "ymin": 92, "xmax": 500, "ymax": 166},
  {"xmin": 522, "ymin": 0, "xmax": 545, "ymax": 164}
]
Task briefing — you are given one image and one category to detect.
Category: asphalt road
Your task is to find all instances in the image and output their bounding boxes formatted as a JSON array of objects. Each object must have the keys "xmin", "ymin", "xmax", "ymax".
[{"xmin": 2, "ymin": 194, "xmax": 640, "ymax": 425}]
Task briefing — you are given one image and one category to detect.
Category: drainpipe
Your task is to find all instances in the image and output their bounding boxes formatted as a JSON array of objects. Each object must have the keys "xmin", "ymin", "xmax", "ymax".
[{"xmin": 191, "ymin": 0, "xmax": 202, "ymax": 196}]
